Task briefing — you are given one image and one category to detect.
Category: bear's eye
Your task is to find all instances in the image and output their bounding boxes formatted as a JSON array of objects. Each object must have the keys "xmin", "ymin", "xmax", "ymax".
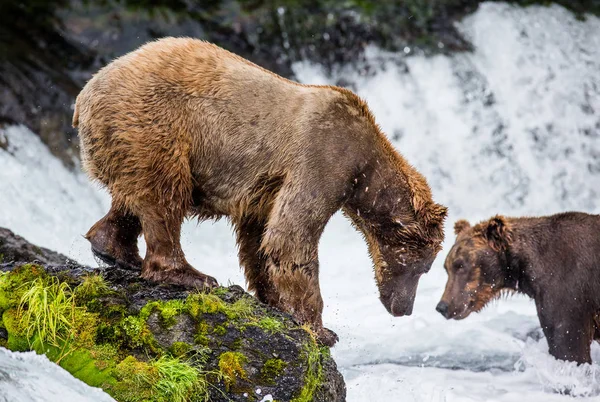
[{"xmin": 454, "ymin": 262, "xmax": 464, "ymax": 272}]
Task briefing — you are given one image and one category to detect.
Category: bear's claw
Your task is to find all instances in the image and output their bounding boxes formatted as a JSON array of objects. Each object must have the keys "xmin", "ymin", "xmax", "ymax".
[
  {"xmin": 316, "ymin": 327, "xmax": 339, "ymax": 347},
  {"xmin": 92, "ymin": 246, "xmax": 142, "ymax": 271}
]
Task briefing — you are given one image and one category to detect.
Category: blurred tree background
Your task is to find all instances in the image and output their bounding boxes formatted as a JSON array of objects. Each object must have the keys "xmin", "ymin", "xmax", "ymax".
[{"xmin": 0, "ymin": 0, "xmax": 598, "ymax": 165}]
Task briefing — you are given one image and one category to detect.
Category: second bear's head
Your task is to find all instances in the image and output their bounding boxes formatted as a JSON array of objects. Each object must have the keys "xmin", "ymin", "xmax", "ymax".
[{"xmin": 436, "ymin": 215, "xmax": 514, "ymax": 320}]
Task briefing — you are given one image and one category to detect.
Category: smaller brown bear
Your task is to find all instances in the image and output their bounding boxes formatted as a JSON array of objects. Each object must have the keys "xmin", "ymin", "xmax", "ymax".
[{"xmin": 437, "ymin": 212, "xmax": 600, "ymax": 364}]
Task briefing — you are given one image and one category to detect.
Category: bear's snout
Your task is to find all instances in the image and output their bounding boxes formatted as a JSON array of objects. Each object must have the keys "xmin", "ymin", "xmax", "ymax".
[
  {"xmin": 381, "ymin": 292, "xmax": 415, "ymax": 317},
  {"xmin": 390, "ymin": 298, "xmax": 414, "ymax": 317},
  {"xmin": 436, "ymin": 301, "xmax": 450, "ymax": 318}
]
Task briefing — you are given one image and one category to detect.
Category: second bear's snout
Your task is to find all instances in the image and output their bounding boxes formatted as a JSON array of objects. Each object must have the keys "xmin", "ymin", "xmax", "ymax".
[{"xmin": 436, "ymin": 301, "xmax": 450, "ymax": 318}]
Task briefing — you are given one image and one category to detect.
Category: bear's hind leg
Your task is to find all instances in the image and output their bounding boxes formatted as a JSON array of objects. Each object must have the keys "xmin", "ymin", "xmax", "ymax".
[
  {"xmin": 86, "ymin": 204, "xmax": 143, "ymax": 270},
  {"xmin": 138, "ymin": 203, "xmax": 218, "ymax": 290},
  {"xmin": 235, "ymin": 216, "xmax": 280, "ymax": 305}
]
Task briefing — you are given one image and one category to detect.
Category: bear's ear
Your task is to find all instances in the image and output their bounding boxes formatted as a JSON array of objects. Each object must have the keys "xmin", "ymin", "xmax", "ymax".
[
  {"xmin": 453, "ymin": 219, "xmax": 471, "ymax": 235},
  {"xmin": 483, "ymin": 215, "xmax": 512, "ymax": 251},
  {"xmin": 421, "ymin": 202, "xmax": 448, "ymax": 227}
]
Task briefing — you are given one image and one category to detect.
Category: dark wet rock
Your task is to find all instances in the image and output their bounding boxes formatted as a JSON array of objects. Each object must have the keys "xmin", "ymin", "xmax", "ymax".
[
  {"xmin": 0, "ymin": 227, "xmax": 71, "ymax": 265},
  {"xmin": 0, "ymin": 228, "xmax": 346, "ymax": 401}
]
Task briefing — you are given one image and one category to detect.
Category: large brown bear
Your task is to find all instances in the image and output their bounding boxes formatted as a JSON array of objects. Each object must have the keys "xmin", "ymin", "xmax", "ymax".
[
  {"xmin": 437, "ymin": 213, "xmax": 600, "ymax": 363},
  {"xmin": 73, "ymin": 37, "xmax": 447, "ymax": 345}
]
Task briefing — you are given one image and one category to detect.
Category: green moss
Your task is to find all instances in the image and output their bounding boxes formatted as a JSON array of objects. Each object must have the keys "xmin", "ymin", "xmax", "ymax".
[
  {"xmin": 187, "ymin": 293, "xmax": 224, "ymax": 317},
  {"xmin": 158, "ymin": 299, "xmax": 186, "ymax": 328},
  {"xmin": 0, "ymin": 265, "xmax": 228, "ymax": 401},
  {"xmin": 187, "ymin": 292, "xmax": 255, "ymax": 320},
  {"xmin": 292, "ymin": 331, "xmax": 326, "ymax": 402},
  {"xmin": 211, "ymin": 287, "xmax": 229, "ymax": 297},
  {"xmin": 74, "ymin": 274, "xmax": 110, "ymax": 301},
  {"xmin": 102, "ymin": 303, "xmax": 128, "ymax": 320},
  {"xmin": 3, "ymin": 309, "xmax": 25, "ymax": 336},
  {"xmin": 7, "ymin": 333, "xmax": 29, "ymax": 351},
  {"xmin": 138, "ymin": 301, "xmax": 160, "ymax": 320},
  {"xmin": 260, "ymin": 358, "xmax": 287, "ymax": 384},
  {"xmin": 96, "ymin": 321, "xmax": 120, "ymax": 345},
  {"xmin": 51, "ymin": 346, "xmax": 116, "ymax": 389},
  {"xmin": 0, "ymin": 271, "xmax": 9, "ymax": 312},
  {"xmin": 113, "ymin": 356, "xmax": 157, "ymax": 401},
  {"xmin": 319, "ymin": 345, "xmax": 331, "ymax": 359},
  {"xmin": 121, "ymin": 315, "xmax": 157, "ymax": 351},
  {"xmin": 116, "ymin": 301, "xmax": 165, "ymax": 351},
  {"xmin": 218, "ymin": 351, "xmax": 247, "ymax": 389},
  {"xmin": 256, "ymin": 316, "xmax": 284, "ymax": 334},
  {"xmin": 194, "ymin": 321, "xmax": 210, "ymax": 346},
  {"xmin": 230, "ymin": 338, "xmax": 243, "ymax": 350},
  {"xmin": 72, "ymin": 309, "xmax": 99, "ymax": 348},
  {"xmin": 213, "ymin": 324, "xmax": 227, "ymax": 336},
  {"xmin": 89, "ymin": 343, "xmax": 119, "ymax": 371},
  {"xmin": 0, "ymin": 264, "xmax": 45, "ymax": 313},
  {"xmin": 169, "ymin": 341, "xmax": 193, "ymax": 357},
  {"xmin": 226, "ymin": 297, "xmax": 255, "ymax": 320}
]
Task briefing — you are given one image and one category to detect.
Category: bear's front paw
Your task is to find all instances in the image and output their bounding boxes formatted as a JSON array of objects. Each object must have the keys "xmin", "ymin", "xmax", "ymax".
[
  {"xmin": 141, "ymin": 263, "xmax": 219, "ymax": 291},
  {"xmin": 182, "ymin": 272, "xmax": 219, "ymax": 291}
]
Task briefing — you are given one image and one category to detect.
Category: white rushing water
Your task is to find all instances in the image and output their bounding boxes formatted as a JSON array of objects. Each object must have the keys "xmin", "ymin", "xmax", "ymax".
[{"xmin": 1, "ymin": 2, "xmax": 600, "ymax": 401}]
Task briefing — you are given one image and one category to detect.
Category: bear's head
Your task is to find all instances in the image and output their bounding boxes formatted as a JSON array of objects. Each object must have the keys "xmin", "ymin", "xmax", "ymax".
[
  {"xmin": 356, "ymin": 201, "xmax": 447, "ymax": 318},
  {"xmin": 436, "ymin": 215, "xmax": 513, "ymax": 320}
]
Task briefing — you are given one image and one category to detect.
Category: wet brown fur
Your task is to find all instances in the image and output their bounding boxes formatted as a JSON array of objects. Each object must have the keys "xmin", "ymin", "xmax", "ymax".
[
  {"xmin": 74, "ymin": 38, "xmax": 447, "ymax": 345},
  {"xmin": 440, "ymin": 212, "xmax": 600, "ymax": 363}
]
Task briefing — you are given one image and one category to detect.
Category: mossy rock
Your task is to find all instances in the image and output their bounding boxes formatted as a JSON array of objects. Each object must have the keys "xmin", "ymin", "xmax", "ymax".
[{"xmin": 0, "ymin": 229, "xmax": 345, "ymax": 401}]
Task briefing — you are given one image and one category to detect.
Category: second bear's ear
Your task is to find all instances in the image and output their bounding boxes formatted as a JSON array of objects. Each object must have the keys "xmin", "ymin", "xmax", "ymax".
[
  {"xmin": 484, "ymin": 215, "xmax": 512, "ymax": 251},
  {"xmin": 453, "ymin": 220, "xmax": 471, "ymax": 235}
]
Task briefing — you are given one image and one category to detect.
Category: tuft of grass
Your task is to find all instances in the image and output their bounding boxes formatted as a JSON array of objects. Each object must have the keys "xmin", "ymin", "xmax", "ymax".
[
  {"xmin": 18, "ymin": 276, "xmax": 75, "ymax": 347},
  {"xmin": 114, "ymin": 355, "xmax": 215, "ymax": 402},
  {"xmin": 152, "ymin": 356, "xmax": 202, "ymax": 402}
]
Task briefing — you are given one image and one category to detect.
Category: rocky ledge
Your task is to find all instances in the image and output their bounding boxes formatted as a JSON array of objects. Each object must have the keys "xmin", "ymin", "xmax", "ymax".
[{"xmin": 0, "ymin": 228, "xmax": 345, "ymax": 402}]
